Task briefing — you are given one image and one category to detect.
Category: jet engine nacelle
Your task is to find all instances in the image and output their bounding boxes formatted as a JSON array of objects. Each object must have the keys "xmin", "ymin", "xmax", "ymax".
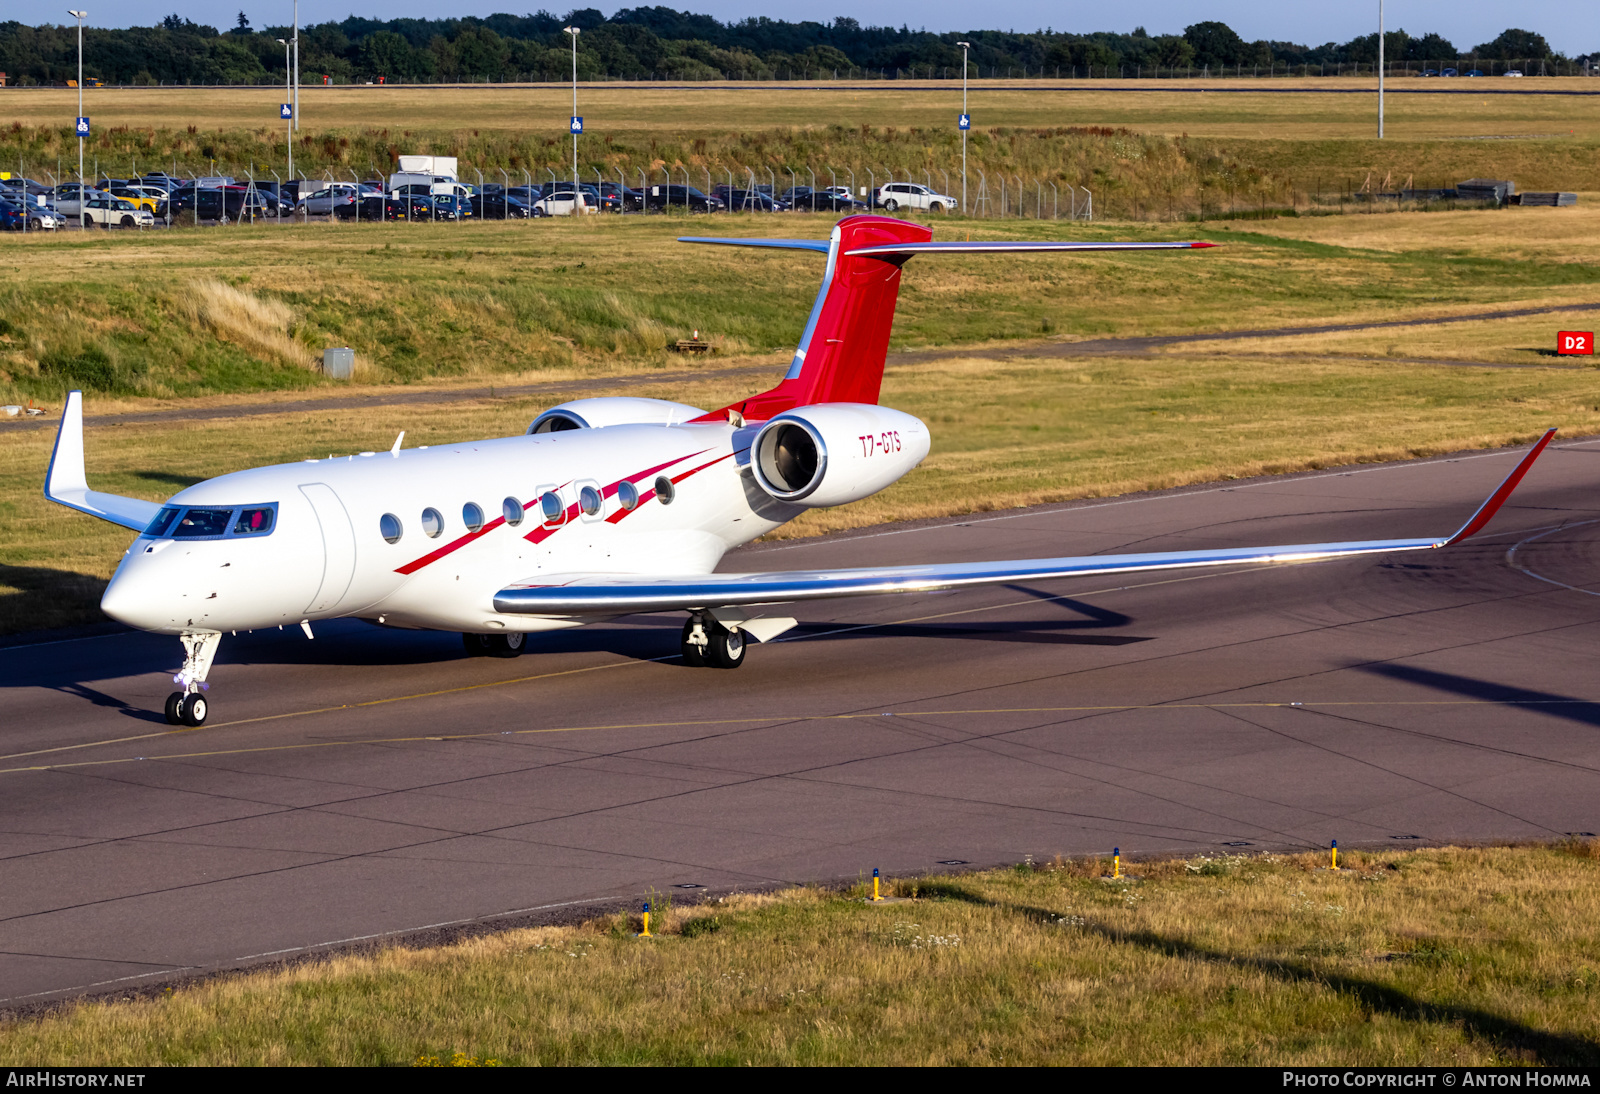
[
  {"xmin": 529, "ymin": 397, "xmax": 707, "ymax": 434},
  {"xmin": 750, "ymin": 403, "xmax": 930, "ymax": 508}
]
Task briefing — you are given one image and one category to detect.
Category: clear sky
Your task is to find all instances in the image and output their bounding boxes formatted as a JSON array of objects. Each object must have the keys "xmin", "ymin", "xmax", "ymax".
[{"xmin": 64, "ymin": 1, "xmax": 1599, "ymax": 56}]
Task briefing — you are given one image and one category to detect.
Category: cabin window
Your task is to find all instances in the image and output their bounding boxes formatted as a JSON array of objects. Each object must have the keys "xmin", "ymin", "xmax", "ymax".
[
  {"xmin": 655, "ymin": 475, "xmax": 676, "ymax": 505},
  {"xmin": 617, "ymin": 480, "xmax": 639, "ymax": 511},
  {"xmin": 379, "ymin": 513, "xmax": 403, "ymax": 544},
  {"xmin": 145, "ymin": 507, "xmax": 180, "ymax": 537},
  {"xmin": 463, "ymin": 502, "xmax": 484, "ymax": 533},
  {"xmin": 233, "ymin": 507, "xmax": 275, "ymax": 536},
  {"xmin": 173, "ymin": 508, "xmax": 233, "ymax": 538},
  {"xmin": 540, "ymin": 491, "xmax": 565, "ymax": 524},
  {"xmin": 420, "ymin": 507, "xmax": 444, "ymax": 538},
  {"xmin": 503, "ymin": 497, "xmax": 524, "ymax": 527},
  {"xmin": 578, "ymin": 485, "xmax": 602, "ymax": 517}
]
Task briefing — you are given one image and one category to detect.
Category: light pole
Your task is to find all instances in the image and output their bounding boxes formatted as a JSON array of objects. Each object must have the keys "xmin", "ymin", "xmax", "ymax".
[
  {"xmin": 278, "ymin": 39, "xmax": 294, "ymax": 184},
  {"xmin": 68, "ymin": 10, "xmax": 86, "ymax": 190},
  {"xmin": 565, "ymin": 26, "xmax": 580, "ymax": 211},
  {"xmin": 957, "ymin": 41, "xmax": 971, "ymax": 213},
  {"xmin": 1377, "ymin": 0, "xmax": 1385, "ymax": 138},
  {"xmin": 292, "ymin": 0, "xmax": 299, "ymax": 131}
]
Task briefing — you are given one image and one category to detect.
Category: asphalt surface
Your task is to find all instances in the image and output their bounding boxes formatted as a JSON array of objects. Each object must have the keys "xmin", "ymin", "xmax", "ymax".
[{"xmin": 5, "ymin": 439, "xmax": 1600, "ymax": 1006}]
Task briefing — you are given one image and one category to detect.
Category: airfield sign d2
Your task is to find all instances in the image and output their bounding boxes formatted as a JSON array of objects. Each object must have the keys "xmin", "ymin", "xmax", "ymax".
[
  {"xmin": 958, "ymin": 113, "xmax": 970, "ymax": 130},
  {"xmin": 570, "ymin": 116, "xmax": 583, "ymax": 134},
  {"xmin": 280, "ymin": 104, "xmax": 293, "ymax": 119},
  {"xmin": 75, "ymin": 116, "xmax": 90, "ymax": 137}
]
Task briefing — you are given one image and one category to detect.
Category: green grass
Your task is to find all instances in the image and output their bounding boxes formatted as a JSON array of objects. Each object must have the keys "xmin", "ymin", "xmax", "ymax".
[
  {"xmin": 5, "ymin": 843, "xmax": 1598, "ymax": 1065},
  {"xmin": 2, "ymin": 208, "xmax": 1597, "ymax": 403}
]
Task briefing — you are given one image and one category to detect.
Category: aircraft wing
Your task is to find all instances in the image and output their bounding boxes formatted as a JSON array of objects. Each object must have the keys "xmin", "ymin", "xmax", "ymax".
[
  {"xmin": 44, "ymin": 390, "xmax": 163, "ymax": 532},
  {"xmin": 494, "ymin": 429, "xmax": 1555, "ymax": 616}
]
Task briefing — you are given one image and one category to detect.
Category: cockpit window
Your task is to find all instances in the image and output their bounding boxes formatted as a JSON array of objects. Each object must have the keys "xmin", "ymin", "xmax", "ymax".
[
  {"xmin": 173, "ymin": 508, "xmax": 234, "ymax": 538},
  {"xmin": 146, "ymin": 502, "xmax": 279, "ymax": 540},
  {"xmin": 145, "ymin": 507, "xmax": 180, "ymax": 537},
  {"xmin": 233, "ymin": 507, "xmax": 275, "ymax": 535}
]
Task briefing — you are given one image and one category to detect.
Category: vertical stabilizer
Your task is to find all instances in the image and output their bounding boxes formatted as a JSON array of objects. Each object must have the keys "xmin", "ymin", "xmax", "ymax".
[{"xmin": 698, "ymin": 215, "xmax": 932, "ymax": 421}]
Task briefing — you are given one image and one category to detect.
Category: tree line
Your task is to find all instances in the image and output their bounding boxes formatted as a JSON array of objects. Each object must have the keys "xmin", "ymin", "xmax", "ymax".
[{"xmin": 0, "ymin": 8, "xmax": 1582, "ymax": 87}]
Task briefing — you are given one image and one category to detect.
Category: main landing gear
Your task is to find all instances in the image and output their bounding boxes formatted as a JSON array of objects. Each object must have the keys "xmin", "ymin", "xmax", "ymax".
[
  {"xmin": 165, "ymin": 631, "xmax": 221, "ymax": 727},
  {"xmin": 681, "ymin": 615, "xmax": 745, "ymax": 669},
  {"xmin": 462, "ymin": 631, "xmax": 526, "ymax": 658}
]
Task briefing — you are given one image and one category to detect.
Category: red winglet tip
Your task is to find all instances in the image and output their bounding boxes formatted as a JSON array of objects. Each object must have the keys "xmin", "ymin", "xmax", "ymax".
[
  {"xmin": 1190, "ymin": 241, "xmax": 1218, "ymax": 248},
  {"xmin": 1444, "ymin": 427, "xmax": 1557, "ymax": 546}
]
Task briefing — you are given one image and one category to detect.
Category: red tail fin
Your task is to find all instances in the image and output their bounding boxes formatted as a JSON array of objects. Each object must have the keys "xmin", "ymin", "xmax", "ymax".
[{"xmin": 701, "ymin": 216, "xmax": 931, "ymax": 422}]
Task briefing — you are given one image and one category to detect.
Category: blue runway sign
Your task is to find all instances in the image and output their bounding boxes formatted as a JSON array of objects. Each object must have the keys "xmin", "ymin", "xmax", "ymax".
[
  {"xmin": 958, "ymin": 113, "xmax": 970, "ymax": 130},
  {"xmin": 75, "ymin": 117, "xmax": 90, "ymax": 137},
  {"xmin": 280, "ymin": 104, "xmax": 293, "ymax": 119},
  {"xmin": 570, "ymin": 116, "xmax": 583, "ymax": 134}
]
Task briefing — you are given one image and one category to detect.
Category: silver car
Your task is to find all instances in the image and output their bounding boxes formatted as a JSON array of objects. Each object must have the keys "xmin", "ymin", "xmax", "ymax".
[{"xmin": 298, "ymin": 184, "xmax": 379, "ymax": 215}]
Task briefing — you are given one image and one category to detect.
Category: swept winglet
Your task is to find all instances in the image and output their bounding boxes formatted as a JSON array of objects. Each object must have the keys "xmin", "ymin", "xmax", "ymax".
[
  {"xmin": 1441, "ymin": 428, "xmax": 1557, "ymax": 546},
  {"xmin": 44, "ymin": 390, "xmax": 162, "ymax": 532}
]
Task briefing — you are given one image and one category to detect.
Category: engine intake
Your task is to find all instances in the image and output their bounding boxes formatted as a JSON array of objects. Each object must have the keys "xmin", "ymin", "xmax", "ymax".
[{"xmin": 750, "ymin": 404, "xmax": 929, "ymax": 508}]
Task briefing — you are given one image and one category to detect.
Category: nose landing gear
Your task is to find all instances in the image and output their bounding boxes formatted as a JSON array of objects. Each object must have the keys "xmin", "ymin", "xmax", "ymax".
[{"xmin": 165, "ymin": 631, "xmax": 221, "ymax": 727}]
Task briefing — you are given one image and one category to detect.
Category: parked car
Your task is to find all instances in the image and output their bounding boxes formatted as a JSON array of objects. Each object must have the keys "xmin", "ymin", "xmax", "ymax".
[
  {"xmin": 108, "ymin": 186, "xmax": 167, "ymax": 219},
  {"xmin": 298, "ymin": 184, "xmax": 380, "ymax": 215},
  {"xmin": 79, "ymin": 193, "xmax": 155, "ymax": 229},
  {"xmin": 597, "ymin": 181, "xmax": 643, "ymax": 211},
  {"xmin": 0, "ymin": 198, "xmax": 57, "ymax": 231},
  {"xmin": 1465, "ymin": 69, "xmax": 1484, "ymax": 77},
  {"xmin": 1420, "ymin": 69, "xmax": 1439, "ymax": 77},
  {"xmin": 335, "ymin": 192, "xmax": 431, "ymax": 221},
  {"xmin": 1441, "ymin": 68, "xmax": 1458, "ymax": 77},
  {"xmin": 875, "ymin": 182, "xmax": 958, "ymax": 213},
  {"xmin": 1504, "ymin": 69, "xmax": 1524, "ymax": 77},
  {"xmin": 50, "ymin": 183, "xmax": 105, "ymax": 216},
  {"xmin": 714, "ymin": 187, "xmax": 783, "ymax": 212},
  {"xmin": 470, "ymin": 191, "xmax": 533, "ymax": 219},
  {"xmin": 643, "ymin": 184, "xmax": 724, "ymax": 213},
  {"xmin": 530, "ymin": 189, "xmax": 594, "ymax": 217}
]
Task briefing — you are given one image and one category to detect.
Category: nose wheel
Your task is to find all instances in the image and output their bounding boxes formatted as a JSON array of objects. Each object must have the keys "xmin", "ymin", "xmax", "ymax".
[{"xmin": 164, "ymin": 631, "xmax": 221, "ymax": 727}]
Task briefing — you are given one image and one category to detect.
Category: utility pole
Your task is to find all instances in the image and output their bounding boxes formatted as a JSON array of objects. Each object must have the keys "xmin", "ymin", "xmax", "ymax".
[
  {"xmin": 958, "ymin": 41, "xmax": 971, "ymax": 213},
  {"xmin": 68, "ymin": 10, "xmax": 86, "ymax": 189},
  {"xmin": 278, "ymin": 38, "xmax": 294, "ymax": 181},
  {"xmin": 1377, "ymin": 0, "xmax": 1385, "ymax": 138},
  {"xmin": 566, "ymin": 26, "xmax": 580, "ymax": 210}
]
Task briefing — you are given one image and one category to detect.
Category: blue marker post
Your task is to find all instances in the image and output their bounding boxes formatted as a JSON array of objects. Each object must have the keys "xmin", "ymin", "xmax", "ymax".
[
  {"xmin": 871, "ymin": 867, "xmax": 881, "ymax": 902},
  {"xmin": 1331, "ymin": 840, "xmax": 1339, "ymax": 871},
  {"xmin": 639, "ymin": 900, "xmax": 652, "ymax": 937},
  {"xmin": 1113, "ymin": 847, "xmax": 1121, "ymax": 880}
]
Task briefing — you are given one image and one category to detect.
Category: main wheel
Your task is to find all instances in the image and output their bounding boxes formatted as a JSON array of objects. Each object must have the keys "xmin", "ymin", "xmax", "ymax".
[
  {"xmin": 680, "ymin": 620, "xmax": 707, "ymax": 668},
  {"xmin": 164, "ymin": 692, "xmax": 185, "ymax": 725},
  {"xmin": 487, "ymin": 632, "xmax": 525, "ymax": 658},
  {"xmin": 706, "ymin": 625, "xmax": 746, "ymax": 669},
  {"xmin": 882, "ymin": 198, "xmax": 899, "ymax": 212},
  {"xmin": 462, "ymin": 632, "xmax": 495, "ymax": 657},
  {"xmin": 180, "ymin": 694, "xmax": 208, "ymax": 727}
]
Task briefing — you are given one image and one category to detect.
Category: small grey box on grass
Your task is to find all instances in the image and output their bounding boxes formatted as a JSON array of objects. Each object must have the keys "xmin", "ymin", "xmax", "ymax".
[{"xmin": 323, "ymin": 347, "xmax": 354, "ymax": 379}]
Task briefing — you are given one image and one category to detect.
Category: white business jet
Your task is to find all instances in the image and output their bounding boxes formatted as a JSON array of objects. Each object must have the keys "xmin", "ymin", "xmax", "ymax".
[{"xmin": 45, "ymin": 215, "xmax": 1554, "ymax": 727}]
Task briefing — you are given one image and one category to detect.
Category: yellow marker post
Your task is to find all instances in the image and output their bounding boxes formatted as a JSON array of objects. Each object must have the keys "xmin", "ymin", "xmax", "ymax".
[
  {"xmin": 639, "ymin": 901, "xmax": 652, "ymax": 937},
  {"xmin": 1113, "ymin": 847, "xmax": 1121, "ymax": 879},
  {"xmin": 872, "ymin": 867, "xmax": 881, "ymax": 902},
  {"xmin": 1331, "ymin": 840, "xmax": 1339, "ymax": 871}
]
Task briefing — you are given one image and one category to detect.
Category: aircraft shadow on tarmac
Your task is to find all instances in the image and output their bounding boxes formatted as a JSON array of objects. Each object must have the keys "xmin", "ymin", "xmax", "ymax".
[{"xmin": 1363, "ymin": 663, "xmax": 1600, "ymax": 730}]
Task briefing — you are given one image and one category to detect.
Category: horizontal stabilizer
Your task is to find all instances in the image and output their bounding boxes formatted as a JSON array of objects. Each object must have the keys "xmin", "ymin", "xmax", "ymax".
[
  {"xmin": 44, "ymin": 391, "xmax": 162, "ymax": 532},
  {"xmin": 494, "ymin": 430, "xmax": 1555, "ymax": 617}
]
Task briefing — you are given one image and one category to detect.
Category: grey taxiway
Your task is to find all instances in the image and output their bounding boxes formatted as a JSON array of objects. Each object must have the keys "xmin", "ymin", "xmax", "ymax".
[{"xmin": 4, "ymin": 438, "xmax": 1600, "ymax": 1005}]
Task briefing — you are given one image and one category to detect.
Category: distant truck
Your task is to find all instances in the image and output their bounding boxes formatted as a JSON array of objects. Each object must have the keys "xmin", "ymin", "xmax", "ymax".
[{"xmin": 388, "ymin": 155, "xmax": 458, "ymax": 198}]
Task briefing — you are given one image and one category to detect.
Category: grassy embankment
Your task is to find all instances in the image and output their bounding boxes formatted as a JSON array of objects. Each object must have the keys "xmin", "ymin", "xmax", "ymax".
[
  {"xmin": 3, "ymin": 843, "xmax": 1598, "ymax": 1065},
  {"xmin": 1, "ymin": 208, "xmax": 1598, "ymax": 633},
  {"xmin": 2, "ymin": 81, "xmax": 1597, "ymax": 216}
]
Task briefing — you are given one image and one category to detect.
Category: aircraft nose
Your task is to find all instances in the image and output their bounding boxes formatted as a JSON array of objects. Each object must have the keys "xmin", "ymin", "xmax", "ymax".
[{"xmin": 101, "ymin": 560, "xmax": 173, "ymax": 633}]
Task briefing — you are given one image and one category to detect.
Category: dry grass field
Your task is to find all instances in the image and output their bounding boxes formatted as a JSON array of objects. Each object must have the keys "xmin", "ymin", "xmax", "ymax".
[
  {"xmin": 4, "ymin": 843, "xmax": 1598, "ymax": 1065},
  {"xmin": 6, "ymin": 79, "xmax": 1600, "ymax": 141}
]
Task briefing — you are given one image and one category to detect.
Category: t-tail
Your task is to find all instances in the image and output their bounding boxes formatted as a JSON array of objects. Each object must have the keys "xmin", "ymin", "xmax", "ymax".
[{"xmin": 680, "ymin": 214, "xmax": 1215, "ymax": 422}]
